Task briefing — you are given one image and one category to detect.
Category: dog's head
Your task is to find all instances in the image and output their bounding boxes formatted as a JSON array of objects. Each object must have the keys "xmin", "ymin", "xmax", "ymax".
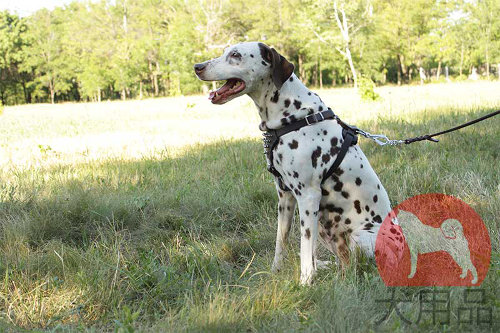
[
  {"xmin": 440, "ymin": 219, "xmax": 463, "ymax": 239},
  {"xmin": 194, "ymin": 42, "xmax": 294, "ymax": 104}
]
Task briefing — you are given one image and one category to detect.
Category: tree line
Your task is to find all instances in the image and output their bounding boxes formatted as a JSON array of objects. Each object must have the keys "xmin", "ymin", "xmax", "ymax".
[{"xmin": 0, "ymin": 0, "xmax": 498, "ymax": 105}]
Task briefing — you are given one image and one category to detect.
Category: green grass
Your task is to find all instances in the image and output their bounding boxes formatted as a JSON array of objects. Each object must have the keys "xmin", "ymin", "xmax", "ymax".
[{"xmin": 0, "ymin": 82, "xmax": 499, "ymax": 331}]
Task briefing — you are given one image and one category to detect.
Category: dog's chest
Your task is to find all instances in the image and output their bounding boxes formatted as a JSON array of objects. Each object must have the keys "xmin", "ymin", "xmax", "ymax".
[{"xmin": 270, "ymin": 121, "xmax": 349, "ymax": 188}]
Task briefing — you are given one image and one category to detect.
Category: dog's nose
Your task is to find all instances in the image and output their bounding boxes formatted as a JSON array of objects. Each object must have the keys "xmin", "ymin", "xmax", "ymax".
[{"xmin": 194, "ymin": 63, "xmax": 206, "ymax": 74}]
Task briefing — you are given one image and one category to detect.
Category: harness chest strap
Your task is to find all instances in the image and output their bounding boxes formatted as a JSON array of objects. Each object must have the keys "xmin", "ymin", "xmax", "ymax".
[{"xmin": 263, "ymin": 109, "xmax": 358, "ymax": 191}]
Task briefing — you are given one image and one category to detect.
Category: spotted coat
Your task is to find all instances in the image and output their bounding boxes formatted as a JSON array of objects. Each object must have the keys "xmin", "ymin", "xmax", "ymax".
[{"xmin": 194, "ymin": 42, "xmax": 392, "ymax": 285}]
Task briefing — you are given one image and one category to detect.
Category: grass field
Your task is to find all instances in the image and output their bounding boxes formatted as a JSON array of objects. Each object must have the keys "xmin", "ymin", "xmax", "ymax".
[{"xmin": 1, "ymin": 81, "xmax": 499, "ymax": 332}]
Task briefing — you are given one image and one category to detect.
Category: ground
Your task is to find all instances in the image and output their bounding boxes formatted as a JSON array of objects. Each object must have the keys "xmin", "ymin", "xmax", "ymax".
[{"xmin": 0, "ymin": 81, "xmax": 499, "ymax": 332}]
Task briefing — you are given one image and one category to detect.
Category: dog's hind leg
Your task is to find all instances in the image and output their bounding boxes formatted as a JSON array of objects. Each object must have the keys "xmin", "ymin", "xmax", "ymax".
[
  {"xmin": 459, "ymin": 265, "xmax": 478, "ymax": 284},
  {"xmin": 315, "ymin": 222, "xmax": 333, "ymax": 269},
  {"xmin": 460, "ymin": 266, "xmax": 468, "ymax": 279},
  {"xmin": 272, "ymin": 190, "xmax": 297, "ymax": 273},
  {"xmin": 452, "ymin": 251, "xmax": 478, "ymax": 284},
  {"xmin": 469, "ymin": 265, "xmax": 478, "ymax": 284}
]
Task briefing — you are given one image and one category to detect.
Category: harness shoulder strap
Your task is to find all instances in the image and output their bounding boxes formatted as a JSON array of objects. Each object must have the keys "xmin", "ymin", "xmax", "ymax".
[{"xmin": 321, "ymin": 127, "xmax": 358, "ymax": 184}]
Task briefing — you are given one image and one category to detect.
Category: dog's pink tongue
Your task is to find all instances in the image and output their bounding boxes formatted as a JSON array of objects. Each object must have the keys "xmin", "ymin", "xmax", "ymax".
[
  {"xmin": 208, "ymin": 81, "xmax": 232, "ymax": 103},
  {"xmin": 209, "ymin": 90, "xmax": 223, "ymax": 103}
]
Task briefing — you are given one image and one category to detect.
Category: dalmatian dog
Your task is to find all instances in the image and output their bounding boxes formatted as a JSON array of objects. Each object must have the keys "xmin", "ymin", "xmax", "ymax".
[{"xmin": 194, "ymin": 42, "xmax": 392, "ymax": 285}]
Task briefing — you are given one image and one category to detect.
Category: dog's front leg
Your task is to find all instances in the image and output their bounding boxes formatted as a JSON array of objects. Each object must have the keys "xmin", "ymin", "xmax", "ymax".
[
  {"xmin": 408, "ymin": 248, "xmax": 418, "ymax": 278},
  {"xmin": 272, "ymin": 190, "xmax": 297, "ymax": 273},
  {"xmin": 297, "ymin": 189, "xmax": 321, "ymax": 285}
]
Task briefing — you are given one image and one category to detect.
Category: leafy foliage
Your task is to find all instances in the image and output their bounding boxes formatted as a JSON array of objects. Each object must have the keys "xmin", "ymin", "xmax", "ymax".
[
  {"xmin": 358, "ymin": 76, "xmax": 380, "ymax": 101},
  {"xmin": 0, "ymin": 0, "xmax": 499, "ymax": 105}
]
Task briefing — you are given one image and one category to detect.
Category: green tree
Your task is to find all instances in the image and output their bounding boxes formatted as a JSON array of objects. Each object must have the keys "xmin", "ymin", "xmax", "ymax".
[
  {"xmin": 0, "ymin": 0, "xmax": 498, "ymax": 105},
  {"xmin": 64, "ymin": 1, "xmax": 113, "ymax": 102},
  {"xmin": 0, "ymin": 11, "xmax": 31, "ymax": 104},
  {"xmin": 467, "ymin": 0, "xmax": 500, "ymax": 78},
  {"xmin": 374, "ymin": 0, "xmax": 446, "ymax": 84},
  {"xmin": 21, "ymin": 8, "xmax": 74, "ymax": 104}
]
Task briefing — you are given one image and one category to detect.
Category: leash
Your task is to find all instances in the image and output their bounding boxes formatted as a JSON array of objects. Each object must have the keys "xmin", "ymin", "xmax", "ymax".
[
  {"xmin": 353, "ymin": 109, "xmax": 500, "ymax": 146},
  {"xmin": 262, "ymin": 108, "xmax": 499, "ymax": 192}
]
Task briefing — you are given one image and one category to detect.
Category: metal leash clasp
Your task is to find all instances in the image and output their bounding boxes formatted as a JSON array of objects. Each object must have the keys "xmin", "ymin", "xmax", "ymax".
[{"xmin": 352, "ymin": 127, "xmax": 405, "ymax": 146}]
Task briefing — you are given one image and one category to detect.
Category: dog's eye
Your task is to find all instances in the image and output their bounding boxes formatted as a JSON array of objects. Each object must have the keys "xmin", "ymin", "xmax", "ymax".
[{"xmin": 231, "ymin": 51, "xmax": 241, "ymax": 58}]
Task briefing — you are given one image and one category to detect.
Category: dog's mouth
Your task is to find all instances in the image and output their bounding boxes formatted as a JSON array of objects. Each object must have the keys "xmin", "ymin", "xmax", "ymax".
[{"xmin": 208, "ymin": 78, "xmax": 246, "ymax": 104}]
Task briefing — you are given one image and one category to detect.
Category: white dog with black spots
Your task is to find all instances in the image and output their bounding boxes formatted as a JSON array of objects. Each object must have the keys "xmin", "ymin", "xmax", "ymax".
[{"xmin": 195, "ymin": 42, "xmax": 392, "ymax": 285}]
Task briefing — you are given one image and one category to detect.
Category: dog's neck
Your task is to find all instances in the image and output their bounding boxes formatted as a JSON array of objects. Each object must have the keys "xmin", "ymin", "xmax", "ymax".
[{"xmin": 247, "ymin": 73, "xmax": 328, "ymax": 131}]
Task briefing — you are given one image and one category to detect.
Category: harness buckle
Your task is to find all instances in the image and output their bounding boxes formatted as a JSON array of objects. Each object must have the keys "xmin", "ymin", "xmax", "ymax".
[
  {"xmin": 342, "ymin": 128, "xmax": 358, "ymax": 146},
  {"xmin": 305, "ymin": 115, "xmax": 312, "ymax": 126},
  {"xmin": 305, "ymin": 114, "xmax": 315, "ymax": 125}
]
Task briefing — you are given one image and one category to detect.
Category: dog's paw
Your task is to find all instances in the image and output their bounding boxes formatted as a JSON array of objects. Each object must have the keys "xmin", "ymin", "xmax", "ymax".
[
  {"xmin": 271, "ymin": 260, "xmax": 282, "ymax": 273},
  {"xmin": 300, "ymin": 267, "xmax": 315, "ymax": 285},
  {"xmin": 300, "ymin": 273, "xmax": 313, "ymax": 286}
]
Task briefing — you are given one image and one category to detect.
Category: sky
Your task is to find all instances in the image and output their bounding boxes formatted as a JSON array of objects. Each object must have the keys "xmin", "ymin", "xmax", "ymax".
[
  {"xmin": 0, "ymin": 1, "xmax": 471, "ymax": 20},
  {"xmin": 0, "ymin": 0, "xmax": 84, "ymax": 16}
]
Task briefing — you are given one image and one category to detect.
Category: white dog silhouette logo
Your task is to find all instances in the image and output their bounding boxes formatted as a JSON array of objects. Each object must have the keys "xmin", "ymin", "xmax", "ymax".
[
  {"xmin": 376, "ymin": 193, "xmax": 490, "ymax": 286},
  {"xmin": 398, "ymin": 209, "xmax": 478, "ymax": 284}
]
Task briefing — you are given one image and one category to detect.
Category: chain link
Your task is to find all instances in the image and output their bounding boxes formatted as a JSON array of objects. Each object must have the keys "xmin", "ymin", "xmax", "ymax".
[{"xmin": 351, "ymin": 126, "xmax": 405, "ymax": 146}]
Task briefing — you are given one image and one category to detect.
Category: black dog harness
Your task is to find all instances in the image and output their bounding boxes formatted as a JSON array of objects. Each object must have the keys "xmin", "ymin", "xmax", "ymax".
[
  {"xmin": 262, "ymin": 108, "xmax": 500, "ymax": 191},
  {"xmin": 262, "ymin": 108, "xmax": 358, "ymax": 191}
]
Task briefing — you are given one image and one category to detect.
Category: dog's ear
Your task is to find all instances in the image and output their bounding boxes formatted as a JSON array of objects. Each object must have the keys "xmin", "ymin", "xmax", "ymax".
[
  {"xmin": 259, "ymin": 43, "xmax": 295, "ymax": 90},
  {"xmin": 270, "ymin": 48, "xmax": 295, "ymax": 89}
]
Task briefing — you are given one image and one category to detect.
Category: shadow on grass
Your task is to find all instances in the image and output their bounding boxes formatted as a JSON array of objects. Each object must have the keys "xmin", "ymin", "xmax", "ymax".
[
  {"xmin": 0, "ymin": 107, "xmax": 498, "ymax": 331},
  {"xmin": 3, "ymin": 107, "xmax": 498, "ymax": 246},
  {"xmin": 1, "ymin": 139, "xmax": 276, "ymax": 246}
]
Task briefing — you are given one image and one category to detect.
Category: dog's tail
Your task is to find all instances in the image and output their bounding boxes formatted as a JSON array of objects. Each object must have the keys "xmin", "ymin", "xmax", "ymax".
[{"xmin": 440, "ymin": 219, "xmax": 464, "ymax": 240}]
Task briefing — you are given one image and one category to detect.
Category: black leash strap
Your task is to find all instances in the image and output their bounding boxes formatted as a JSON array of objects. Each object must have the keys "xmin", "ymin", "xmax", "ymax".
[
  {"xmin": 403, "ymin": 110, "xmax": 500, "ymax": 144},
  {"xmin": 352, "ymin": 109, "xmax": 500, "ymax": 146}
]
